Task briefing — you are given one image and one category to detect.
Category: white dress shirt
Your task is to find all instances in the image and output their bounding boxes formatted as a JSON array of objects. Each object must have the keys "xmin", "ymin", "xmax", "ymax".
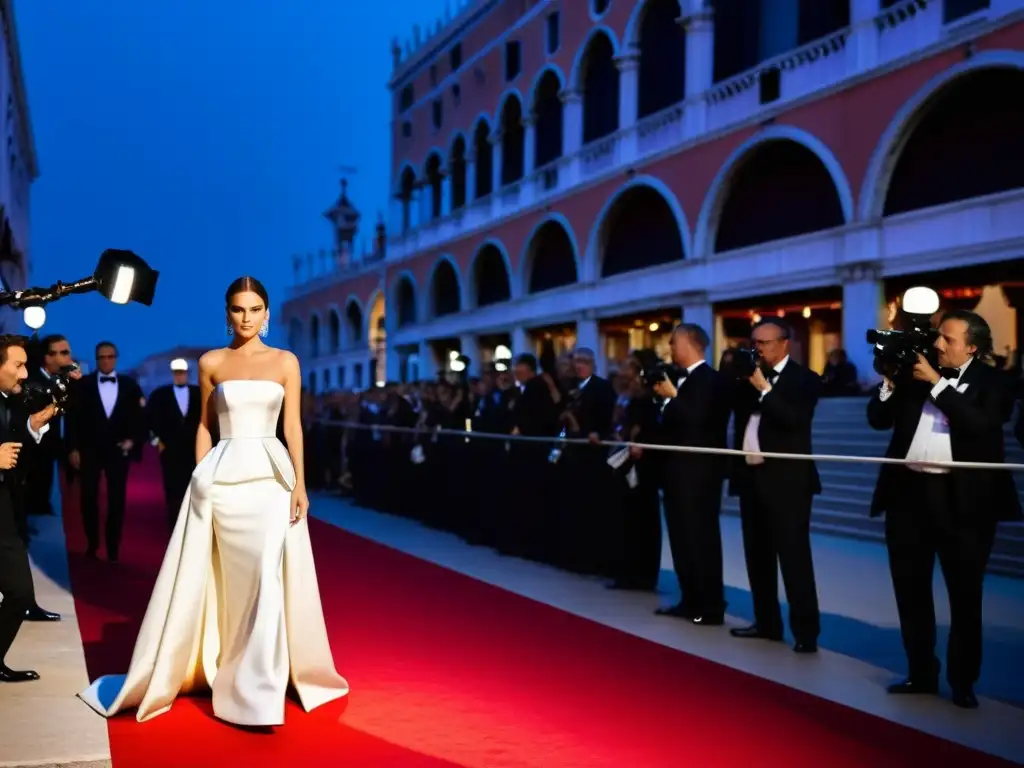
[
  {"xmin": 742, "ymin": 356, "xmax": 790, "ymax": 466},
  {"xmin": 878, "ymin": 358, "xmax": 973, "ymax": 475},
  {"xmin": 173, "ymin": 384, "xmax": 189, "ymax": 417},
  {"xmin": 98, "ymin": 371, "xmax": 119, "ymax": 418}
]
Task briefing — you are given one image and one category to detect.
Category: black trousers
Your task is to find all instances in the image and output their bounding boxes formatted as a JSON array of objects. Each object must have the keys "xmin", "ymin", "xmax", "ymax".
[
  {"xmin": 885, "ymin": 469, "xmax": 996, "ymax": 689},
  {"xmin": 612, "ymin": 461, "xmax": 662, "ymax": 590},
  {"xmin": 738, "ymin": 474, "xmax": 820, "ymax": 643},
  {"xmin": 159, "ymin": 450, "xmax": 193, "ymax": 530},
  {"xmin": 25, "ymin": 452, "xmax": 55, "ymax": 518},
  {"xmin": 80, "ymin": 452, "xmax": 130, "ymax": 558},
  {"xmin": 664, "ymin": 472, "xmax": 725, "ymax": 616},
  {"xmin": 0, "ymin": 486, "xmax": 35, "ymax": 664}
]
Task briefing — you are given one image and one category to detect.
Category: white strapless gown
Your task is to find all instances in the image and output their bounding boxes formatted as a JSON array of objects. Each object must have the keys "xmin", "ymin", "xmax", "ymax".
[{"xmin": 79, "ymin": 380, "xmax": 350, "ymax": 726}]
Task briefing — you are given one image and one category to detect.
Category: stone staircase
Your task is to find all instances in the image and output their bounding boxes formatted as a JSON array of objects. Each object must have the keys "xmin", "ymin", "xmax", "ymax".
[{"xmin": 720, "ymin": 396, "xmax": 1024, "ymax": 579}]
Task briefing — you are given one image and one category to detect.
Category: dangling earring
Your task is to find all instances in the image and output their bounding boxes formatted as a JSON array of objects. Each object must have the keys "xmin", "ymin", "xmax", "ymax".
[
  {"xmin": 226, "ymin": 323, "xmax": 233, "ymax": 337},
  {"xmin": 259, "ymin": 315, "xmax": 270, "ymax": 338}
]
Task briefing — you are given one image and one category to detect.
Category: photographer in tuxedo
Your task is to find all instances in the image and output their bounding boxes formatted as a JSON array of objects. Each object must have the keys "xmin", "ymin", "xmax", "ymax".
[
  {"xmin": 867, "ymin": 310, "xmax": 1020, "ymax": 709},
  {"xmin": 728, "ymin": 318, "xmax": 822, "ymax": 653},
  {"xmin": 0, "ymin": 335, "xmax": 58, "ymax": 682},
  {"xmin": 651, "ymin": 324, "xmax": 730, "ymax": 624},
  {"xmin": 66, "ymin": 341, "xmax": 146, "ymax": 562},
  {"xmin": 24, "ymin": 335, "xmax": 82, "ymax": 521},
  {"xmin": 145, "ymin": 358, "xmax": 200, "ymax": 530}
]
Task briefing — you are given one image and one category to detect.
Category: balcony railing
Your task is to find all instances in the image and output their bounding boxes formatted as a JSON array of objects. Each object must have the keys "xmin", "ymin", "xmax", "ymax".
[{"xmin": 293, "ymin": 0, "xmax": 1020, "ymax": 293}]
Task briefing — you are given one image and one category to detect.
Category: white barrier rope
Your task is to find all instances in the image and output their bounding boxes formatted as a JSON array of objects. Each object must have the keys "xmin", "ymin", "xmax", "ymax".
[{"xmin": 315, "ymin": 420, "xmax": 1024, "ymax": 472}]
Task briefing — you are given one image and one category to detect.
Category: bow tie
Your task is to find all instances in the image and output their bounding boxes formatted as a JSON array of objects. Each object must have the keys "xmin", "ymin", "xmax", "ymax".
[
  {"xmin": 100, "ymin": 375, "xmax": 116, "ymax": 384},
  {"xmin": 174, "ymin": 384, "xmax": 187, "ymax": 390},
  {"xmin": 939, "ymin": 367, "xmax": 962, "ymax": 380}
]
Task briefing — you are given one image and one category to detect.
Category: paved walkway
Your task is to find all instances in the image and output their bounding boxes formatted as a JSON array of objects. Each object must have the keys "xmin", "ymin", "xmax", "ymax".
[{"xmin": 313, "ymin": 496, "xmax": 1024, "ymax": 765}]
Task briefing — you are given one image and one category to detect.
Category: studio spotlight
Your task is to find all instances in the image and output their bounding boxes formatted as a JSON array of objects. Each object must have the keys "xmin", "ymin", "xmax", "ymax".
[{"xmin": 0, "ymin": 249, "xmax": 159, "ymax": 309}]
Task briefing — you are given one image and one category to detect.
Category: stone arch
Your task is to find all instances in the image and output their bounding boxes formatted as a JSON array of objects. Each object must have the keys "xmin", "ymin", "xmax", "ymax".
[
  {"xmin": 532, "ymin": 67, "xmax": 565, "ymax": 169},
  {"xmin": 344, "ymin": 296, "xmax": 364, "ymax": 349},
  {"xmin": 471, "ymin": 115, "xmax": 494, "ymax": 199},
  {"xmin": 520, "ymin": 213, "xmax": 580, "ymax": 295},
  {"xmin": 631, "ymin": 0, "xmax": 686, "ymax": 119},
  {"xmin": 428, "ymin": 254, "xmax": 463, "ymax": 318},
  {"xmin": 469, "ymin": 239, "xmax": 513, "ymax": 307},
  {"xmin": 693, "ymin": 125, "xmax": 853, "ymax": 258},
  {"xmin": 859, "ymin": 51, "xmax": 1024, "ymax": 220},
  {"xmin": 586, "ymin": 175, "xmax": 690, "ymax": 280},
  {"xmin": 391, "ymin": 270, "xmax": 418, "ymax": 328},
  {"xmin": 326, "ymin": 305, "xmax": 342, "ymax": 353},
  {"xmin": 530, "ymin": 64, "xmax": 567, "ymax": 99},
  {"xmin": 496, "ymin": 89, "xmax": 526, "ymax": 186},
  {"xmin": 366, "ymin": 289, "xmax": 386, "ymax": 349},
  {"xmin": 308, "ymin": 310, "xmax": 322, "ymax": 358},
  {"xmin": 423, "ymin": 150, "xmax": 445, "ymax": 221},
  {"xmin": 448, "ymin": 132, "xmax": 468, "ymax": 211},
  {"xmin": 287, "ymin": 316, "xmax": 304, "ymax": 355},
  {"xmin": 569, "ymin": 25, "xmax": 620, "ymax": 92}
]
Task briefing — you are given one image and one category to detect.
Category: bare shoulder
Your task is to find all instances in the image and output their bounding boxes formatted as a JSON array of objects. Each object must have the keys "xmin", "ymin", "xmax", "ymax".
[
  {"xmin": 198, "ymin": 348, "xmax": 227, "ymax": 375},
  {"xmin": 268, "ymin": 346, "xmax": 299, "ymax": 371}
]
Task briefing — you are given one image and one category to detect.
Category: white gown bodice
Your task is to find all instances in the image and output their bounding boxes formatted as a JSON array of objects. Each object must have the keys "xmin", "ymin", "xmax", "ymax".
[{"xmin": 200, "ymin": 380, "xmax": 295, "ymax": 489}]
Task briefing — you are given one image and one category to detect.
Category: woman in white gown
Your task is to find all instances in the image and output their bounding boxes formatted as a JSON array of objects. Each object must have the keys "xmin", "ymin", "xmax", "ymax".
[{"xmin": 79, "ymin": 276, "xmax": 349, "ymax": 726}]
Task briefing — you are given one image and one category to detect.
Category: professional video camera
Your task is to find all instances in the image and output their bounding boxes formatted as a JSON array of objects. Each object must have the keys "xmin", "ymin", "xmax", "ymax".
[
  {"xmin": 21, "ymin": 363, "xmax": 79, "ymax": 412},
  {"xmin": 866, "ymin": 286, "xmax": 941, "ymax": 379},
  {"xmin": 638, "ymin": 360, "xmax": 684, "ymax": 387}
]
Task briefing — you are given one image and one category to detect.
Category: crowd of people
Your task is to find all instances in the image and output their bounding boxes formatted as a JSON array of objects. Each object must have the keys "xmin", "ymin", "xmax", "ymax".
[{"xmin": 304, "ymin": 311, "xmax": 1024, "ymax": 711}]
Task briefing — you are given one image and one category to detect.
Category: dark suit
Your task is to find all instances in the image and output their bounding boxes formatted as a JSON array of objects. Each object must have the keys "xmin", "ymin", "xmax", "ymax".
[
  {"xmin": 660, "ymin": 363, "xmax": 731, "ymax": 618},
  {"xmin": 146, "ymin": 383, "xmax": 200, "ymax": 529},
  {"xmin": 730, "ymin": 359, "xmax": 822, "ymax": 644},
  {"xmin": 867, "ymin": 359, "xmax": 1020, "ymax": 689},
  {"xmin": 22, "ymin": 369, "xmax": 64, "ymax": 522},
  {"xmin": 0, "ymin": 396, "xmax": 43, "ymax": 664},
  {"xmin": 65, "ymin": 372, "xmax": 146, "ymax": 559}
]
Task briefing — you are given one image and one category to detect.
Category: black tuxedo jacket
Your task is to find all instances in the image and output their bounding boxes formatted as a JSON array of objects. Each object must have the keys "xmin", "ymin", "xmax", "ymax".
[
  {"xmin": 660, "ymin": 363, "xmax": 730, "ymax": 480},
  {"xmin": 146, "ymin": 384, "xmax": 201, "ymax": 460},
  {"xmin": 569, "ymin": 375, "xmax": 617, "ymax": 438},
  {"xmin": 25, "ymin": 368, "xmax": 64, "ymax": 461},
  {"xmin": 0, "ymin": 394, "xmax": 40, "ymax": 487},
  {"xmin": 867, "ymin": 359, "xmax": 1021, "ymax": 522},
  {"xmin": 66, "ymin": 372, "xmax": 147, "ymax": 461},
  {"xmin": 510, "ymin": 376, "xmax": 559, "ymax": 437},
  {"xmin": 729, "ymin": 359, "xmax": 822, "ymax": 498}
]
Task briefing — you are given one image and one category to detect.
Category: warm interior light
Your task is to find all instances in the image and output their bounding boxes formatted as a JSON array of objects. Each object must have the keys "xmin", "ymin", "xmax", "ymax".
[
  {"xmin": 23, "ymin": 305, "xmax": 45, "ymax": 330},
  {"xmin": 494, "ymin": 361, "xmax": 508, "ymax": 372},
  {"xmin": 776, "ymin": 309, "xmax": 785, "ymax": 318},
  {"xmin": 802, "ymin": 306, "xmax": 812, "ymax": 319},
  {"xmin": 648, "ymin": 322, "xmax": 659, "ymax": 331},
  {"xmin": 494, "ymin": 344, "xmax": 512, "ymax": 360},
  {"xmin": 448, "ymin": 350, "xmax": 459, "ymax": 361},
  {"xmin": 902, "ymin": 286, "xmax": 940, "ymax": 316},
  {"xmin": 751, "ymin": 313, "xmax": 762, "ymax": 324},
  {"xmin": 450, "ymin": 359, "xmax": 466, "ymax": 372}
]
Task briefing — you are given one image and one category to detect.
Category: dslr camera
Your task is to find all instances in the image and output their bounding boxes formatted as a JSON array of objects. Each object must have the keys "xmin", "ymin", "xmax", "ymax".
[
  {"xmin": 21, "ymin": 363, "xmax": 79, "ymax": 412},
  {"xmin": 731, "ymin": 346, "xmax": 761, "ymax": 379},
  {"xmin": 866, "ymin": 286, "xmax": 941, "ymax": 379},
  {"xmin": 638, "ymin": 360, "xmax": 684, "ymax": 388}
]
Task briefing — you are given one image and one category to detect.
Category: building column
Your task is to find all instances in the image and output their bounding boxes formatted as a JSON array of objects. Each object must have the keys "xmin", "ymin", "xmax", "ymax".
[
  {"xmin": 847, "ymin": 0, "xmax": 881, "ymax": 75},
  {"xmin": 511, "ymin": 325, "xmax": 531, "ymax": 357},
  {"xmin": 681, "ymin": 6, "xmax": 714, "ymax": 138},
  {"xmin": 523, "ymin": 115, "xmax": 537, "ymax": 177},
  {"xmin": 560, "ymin": 89, "xmax": 583, "ymax": 187},
  {"xmin": 418, "ymin": 339, "xmax": 438, "ymax": 381},
  {"xmin": 574, "ymin": 314, "xmax": 605, "ymax": 376},
  {"xmin": 681, "ymin": 300, "xmax": 715, "ymax": 362},
  {"xmin": 840, "ymin": 262, "xmax": 885, "ymax": 386},
  {"xmin": 615, "ymin": 54, "xmax": 640, "ymax": 165},
  {"xmin": 460, "ymin": 333, "xmax": 482, "ymax": 376},
  {"xmin": 465, "ymin": 150, "xmax": 477, "ymax": 204}
]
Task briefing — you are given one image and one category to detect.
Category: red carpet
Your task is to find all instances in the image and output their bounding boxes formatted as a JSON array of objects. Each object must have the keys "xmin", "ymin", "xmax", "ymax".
[{"xmin": 63, "ymin": 452, "xmax": 1015, "ymax": 767}]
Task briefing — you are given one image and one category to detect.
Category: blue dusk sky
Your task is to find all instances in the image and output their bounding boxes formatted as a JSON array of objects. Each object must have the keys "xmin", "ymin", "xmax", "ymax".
[{"xmin": 17, "ymin": 0, "xmax": 445, "ymax": 368}]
